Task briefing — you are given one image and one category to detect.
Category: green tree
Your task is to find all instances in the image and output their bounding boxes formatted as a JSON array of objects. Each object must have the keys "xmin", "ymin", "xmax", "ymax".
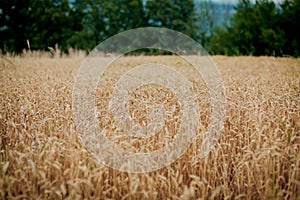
[
  {"xmin": 29, "ymin": 0, "xmax": 83, "ymax": 53},
  {"xmin": 0, "ymin": 0, "xmax": 84, "ymax": 54},
  {"xmin": 196, "ymin": 0, "xmax": 215, "ymax": 47},
  {"xmin": 66, "ymin": 0, "xmax": 106, "ymax": 51},
  {"xmin": 0, "ymin": 0, "xmax": 31, "ymax": 53},
  {"xmin": 68, "ymin": 0, "xmax": 146, "ymax": 52},
  {"xmin": 102, "ymin": 0, "xmax": 146, "ymax": 35},
  {"xmin": 146, "ymin": 0, "xmax": 198, "ymax": 40},
  {"xmin": 279, "ymin": 0, "xmax": 300, "ymax": 56},
  {"xmin": 208, "ymin": 0, "xmax": 299, "ymax": 57}
]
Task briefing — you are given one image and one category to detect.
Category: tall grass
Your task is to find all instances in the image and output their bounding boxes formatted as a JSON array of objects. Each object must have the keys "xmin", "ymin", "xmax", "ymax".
[{"xmin": 0, "ymin": 54, "xmax": 299, "ymax": 199}]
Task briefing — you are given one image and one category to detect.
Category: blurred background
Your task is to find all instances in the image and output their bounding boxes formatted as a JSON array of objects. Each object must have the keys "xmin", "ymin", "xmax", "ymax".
[{"xmin": 0, "ymin": 0, "xmax": 299, "ymax": 56}]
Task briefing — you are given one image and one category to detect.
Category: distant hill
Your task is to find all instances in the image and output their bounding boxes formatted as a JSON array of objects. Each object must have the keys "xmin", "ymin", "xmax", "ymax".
[{"xmin": 195, "ymin": 1, "xmax": 236, "ymax": 30}]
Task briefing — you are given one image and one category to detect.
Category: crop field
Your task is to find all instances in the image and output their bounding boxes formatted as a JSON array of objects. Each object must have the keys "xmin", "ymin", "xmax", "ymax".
[{"xmin": 0, "ymin": 53, "xmax": 300, "ymax": 199}]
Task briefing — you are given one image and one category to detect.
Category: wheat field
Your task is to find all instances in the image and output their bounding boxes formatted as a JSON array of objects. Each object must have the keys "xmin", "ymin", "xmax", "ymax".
[{"xmin": 0, "ymin": 52, "xmax": 299, "ymax": 199}]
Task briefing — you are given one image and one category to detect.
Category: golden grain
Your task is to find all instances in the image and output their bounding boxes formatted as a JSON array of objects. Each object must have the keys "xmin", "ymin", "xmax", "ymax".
[{"xmin": 0, "ymin": 53, "xmax": 299, "ymax": 199}]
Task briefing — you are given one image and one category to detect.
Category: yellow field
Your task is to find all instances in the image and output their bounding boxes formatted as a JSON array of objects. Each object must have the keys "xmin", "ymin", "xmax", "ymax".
[{"xmin": 0, "ymin": 53, "xmax": 299, "ymax": 199}]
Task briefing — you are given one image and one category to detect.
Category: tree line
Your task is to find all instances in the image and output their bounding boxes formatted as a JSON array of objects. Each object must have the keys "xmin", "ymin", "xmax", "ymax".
[{"xmin": 0, "ymin": 0, "xmax": 299, "ymax": 57}]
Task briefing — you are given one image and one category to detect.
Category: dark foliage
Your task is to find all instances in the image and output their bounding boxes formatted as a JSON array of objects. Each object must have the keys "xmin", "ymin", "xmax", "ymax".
[{"xmin": 0, "ymin": 0, "xmax": 299, "ymax": 56}]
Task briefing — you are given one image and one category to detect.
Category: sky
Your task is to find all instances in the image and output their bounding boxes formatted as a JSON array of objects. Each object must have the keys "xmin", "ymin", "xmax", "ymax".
[{"xmin": 212, "ymin": 0, "xmax": 283, "ymax": 3}]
